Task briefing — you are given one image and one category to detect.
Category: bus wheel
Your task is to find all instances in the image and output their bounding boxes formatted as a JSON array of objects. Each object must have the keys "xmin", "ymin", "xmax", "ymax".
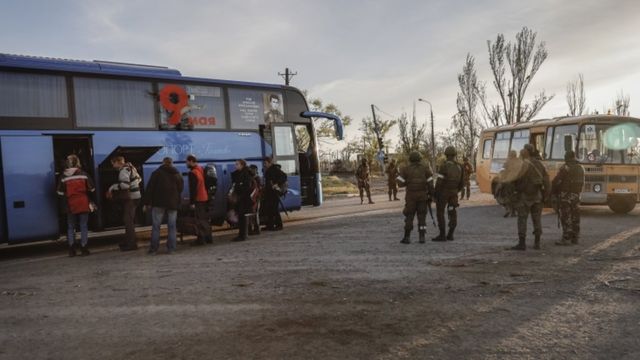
[{"xmin": 607, "ymin": 195, "xmax": 636, "ymax": 214}]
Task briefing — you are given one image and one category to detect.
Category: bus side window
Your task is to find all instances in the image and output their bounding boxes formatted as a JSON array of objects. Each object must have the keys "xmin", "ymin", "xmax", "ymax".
[
  {"xmin": 482, "ymin": 139, "xmax": 493, "ymax": 159},
  {"xmin": 533, "ymin": 133, "xmax": 545, "ymax": 159},
  {"xmin": 544, "ymin": 127, "xmax": 554, "ymax": 160}
]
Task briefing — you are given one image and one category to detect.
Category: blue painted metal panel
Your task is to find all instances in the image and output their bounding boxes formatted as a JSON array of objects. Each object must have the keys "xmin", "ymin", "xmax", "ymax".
[{"xmin": 1, "ymin": 136, "xmax": 59, "ymax": 243}]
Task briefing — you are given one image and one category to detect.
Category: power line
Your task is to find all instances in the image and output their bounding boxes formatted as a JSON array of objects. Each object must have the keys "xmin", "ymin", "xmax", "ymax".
[{"xmin": 373, "ymin": 105, "xmax": 398, "ymax": 119}]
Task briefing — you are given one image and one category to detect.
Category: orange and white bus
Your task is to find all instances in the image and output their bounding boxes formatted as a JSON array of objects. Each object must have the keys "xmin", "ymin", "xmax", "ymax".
[{"xmin": 476, "ymin": 115, "xmax": 640, "ymax": 214}]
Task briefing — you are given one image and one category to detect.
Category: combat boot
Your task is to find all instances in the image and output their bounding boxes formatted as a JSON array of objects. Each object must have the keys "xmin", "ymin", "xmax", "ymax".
[
  {"xmin": 400, "ymin": 230, "xmax": 411, "ymax": 244},
  {"xmin": 533, "ymin": 235, "xmax": 541, "ymax": 250},
  {"xmin": 446, "ymin": 228, "xmax": 455, "ymax": 241},
  {"xmin": 432, "ymin": 228, "xmax": 446, "ymax": 242},
  {"xmin": 509, "ymin": 236, "xmax": 526, "ymax": 251},
  {"xmin": 419, "ymin": 230, "xmax": 426, "ymax": 244}
]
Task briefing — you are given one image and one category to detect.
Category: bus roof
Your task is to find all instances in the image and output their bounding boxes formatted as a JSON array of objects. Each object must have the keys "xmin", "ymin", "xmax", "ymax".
[
  {"xmin": 0, "ymin": 53, "xmax": 287, "ymax": 90},
  {"xmin": 483, "ymin": 114, "xmax": 640, "ymax": 133}
]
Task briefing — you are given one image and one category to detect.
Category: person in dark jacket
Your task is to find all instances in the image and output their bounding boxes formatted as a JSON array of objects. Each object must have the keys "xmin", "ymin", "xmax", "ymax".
[
  {"xmin": 57, "ymin": 154, "xmax": 96, "ymax": 257},
  {"xmin": 231, "ymin": 159, "xmax": 253, "ymax": 241},
  {"xmin": 262, "ymin": 157, "xmax": 287, "ymax": 231},
  {"xmin": 186, "ymin": 154, "xmax": 212, "ymax": 245},
  {"xmin": 143, "ymin": 157, "xmax": 184, "ymax": 254}
]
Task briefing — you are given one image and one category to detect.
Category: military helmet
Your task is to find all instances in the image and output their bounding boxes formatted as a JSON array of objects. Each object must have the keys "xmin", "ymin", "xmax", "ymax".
[
  {"xmin": 444, "ymin": 146, "xmax": 457, "ymax": 156},
  {"xmin": 564, "ymin": 150, "xmax": 576, "ymax": 161},
  {"xmin": 409, "ymin": 151, "xmax": 421, "ymax": 163},
  {"xmin": 523, "ymin": 144, "xmax": 535, "ymax": 155}
]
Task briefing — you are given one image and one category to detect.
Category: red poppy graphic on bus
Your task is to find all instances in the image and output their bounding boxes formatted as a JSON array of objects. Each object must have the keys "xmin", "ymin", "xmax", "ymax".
[{"xmin": 158, "ymin": 84, "xmax": 221, "ymax": 127}]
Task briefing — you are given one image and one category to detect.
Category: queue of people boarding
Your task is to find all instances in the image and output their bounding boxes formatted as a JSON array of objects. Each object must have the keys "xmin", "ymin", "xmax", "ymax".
[{"xmin": 56, "ymin": 154, "xmax": 287, "ymax": 257}]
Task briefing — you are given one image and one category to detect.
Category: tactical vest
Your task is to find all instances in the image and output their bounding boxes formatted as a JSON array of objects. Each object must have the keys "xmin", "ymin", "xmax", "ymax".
[
  {"xmin": 560, "ymin": 162, "xmax": 585, "ymax": 193},
  {"xmin": 442, "ymin": 160, "xmax": 462, "ymax": 190},
  {"xmin": 520, "ymin": 160, "xmax": 544, "ymax": 195},
  {"xmin": 403, "ymin": 163, "xmax": 429, "ymax": 192}
]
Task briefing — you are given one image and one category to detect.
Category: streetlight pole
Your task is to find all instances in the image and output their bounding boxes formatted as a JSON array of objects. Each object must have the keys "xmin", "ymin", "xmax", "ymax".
[{"xmin": 418, "ymin": 98, "xmax": 435, "ymax": 165}]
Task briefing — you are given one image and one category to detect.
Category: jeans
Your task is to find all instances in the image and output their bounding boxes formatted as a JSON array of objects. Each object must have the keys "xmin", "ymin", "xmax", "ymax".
[
  {"xmin": 67, "ymin": 213, "xmax": 89, "ymax": 247},
  {"xmin": 150, "ymin": 207, "xmax": 177, "ymax": 252}
]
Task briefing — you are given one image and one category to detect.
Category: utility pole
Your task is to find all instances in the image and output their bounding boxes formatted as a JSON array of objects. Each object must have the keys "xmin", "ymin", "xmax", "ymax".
[{"xmin": 278, "ymin": 67, "xmax": 297, "ymax": 86}]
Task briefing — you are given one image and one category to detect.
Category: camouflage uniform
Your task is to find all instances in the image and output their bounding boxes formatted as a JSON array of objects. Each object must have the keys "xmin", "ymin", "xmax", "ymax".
[
  {"xmin": 512, "ymin": 145, "xmax": 550, "ymax": 250},
  {"xmin": 460, "ymin": 159, "xmax": 473, "ymax": 200},
  {"xmin": 433, "ymin": 147, "xmax": 464, "ymax": 241},
  {"xmin": 551, "ymin": 151, "xmax": 584, "ymax": 245},
  {"xmin": 399, "ymin": 152, "xmax": 433, "ymax": 244},
  {"xmin": 356, "ymin": 159, "xmax": 374, "ymax": 204},
  {"xmin": 385, "ymin": 159, "xmax": 400, "ymax": 201}
]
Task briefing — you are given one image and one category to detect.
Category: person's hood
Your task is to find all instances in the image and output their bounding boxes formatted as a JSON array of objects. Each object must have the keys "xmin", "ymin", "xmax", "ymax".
[
  {"xmin": 161, "ymin": 164, "xmax": 179, "ymax": 175},
  {"xmin": 64, "ymin": 168, "xmax": 79, "ymax": 177}
]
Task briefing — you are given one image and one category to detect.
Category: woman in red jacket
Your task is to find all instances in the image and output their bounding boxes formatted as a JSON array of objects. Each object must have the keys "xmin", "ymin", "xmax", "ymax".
[{"xmin": 57, "ymin": 155, "xmax": 96, "ymax": 257}]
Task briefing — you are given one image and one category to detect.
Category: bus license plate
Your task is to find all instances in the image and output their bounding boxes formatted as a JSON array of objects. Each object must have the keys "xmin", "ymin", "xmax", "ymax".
[{"xmin": 614, "ymin": 188, "xmax": 630, "ymax": 193}]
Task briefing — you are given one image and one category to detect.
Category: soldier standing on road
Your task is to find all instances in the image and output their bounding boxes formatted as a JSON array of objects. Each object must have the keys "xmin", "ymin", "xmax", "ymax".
[
  {"xmin": 510, "ymin": 144, "xmax": 550, "ymax": 250},
  {"xmin": 432, "ymin": 146, "xmax": 464, "ymax": 242},
  {"xmin": 398, "ymin": 151, "xmax": 433, "ymax": 244},
  {"xmin": 356, "ymin": 158, "xmax": 374, "ymax": 204},
  {"xmin": 385, "ymin": 158, "xmax": 400, "ymax": 201},
  {"xmin": 551, "ymin": 150, "xmax": 585, "ymax": 246},
  {"xmin": 263, "ymin": 157, "xmax": 287, "ymax": 231},
  {"xmin": 460, "ymin": 157, "xmax": 473, "ymax": 200}
]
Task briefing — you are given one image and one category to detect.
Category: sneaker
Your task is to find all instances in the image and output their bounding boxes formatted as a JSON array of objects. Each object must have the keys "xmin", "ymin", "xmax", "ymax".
[
  {"xmin": 119, "ymin": 244, "xmax": 138, "ymax": 252},
  {"xmin": 68, "ymin": 247, "xmax": 76, "ymax": 257},
  {"xmin": 80, "ymin": 247, "xmax": 90, "ymax": 256}
]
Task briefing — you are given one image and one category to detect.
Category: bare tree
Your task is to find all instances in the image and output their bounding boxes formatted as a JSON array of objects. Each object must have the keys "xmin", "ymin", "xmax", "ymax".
[
  {"xmin": 397, "ymin": 104, "xmax": 427, "ymax": 155},
  {"xmin": 566, "ymin": 74, "xmax": 586, "ymax": 116},
  {"xmin": 482, "ymin": 27, "xmax": 554, "ymax": 126},
  {"xmin": 455, "ymin": 54, "xmax": 484, "ymax": 157},
  {"xmin": 614, "ymin": 90, "xmax": 630, "ymax": 116}
]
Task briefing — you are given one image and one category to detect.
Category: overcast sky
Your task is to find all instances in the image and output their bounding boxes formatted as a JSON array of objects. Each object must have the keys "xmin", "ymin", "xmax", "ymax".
[{"xmin": 2, "ymin": 0, "xmax": 640, "ymax": 144}]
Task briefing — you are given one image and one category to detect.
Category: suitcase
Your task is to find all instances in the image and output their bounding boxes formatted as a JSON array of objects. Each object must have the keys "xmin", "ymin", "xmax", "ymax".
[{"xmin": 177, "ymin": 210, "xmax": 199, "ymax": 243}]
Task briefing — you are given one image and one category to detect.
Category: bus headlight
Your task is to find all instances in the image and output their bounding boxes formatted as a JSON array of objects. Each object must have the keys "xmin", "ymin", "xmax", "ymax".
[{"xmin": 593, "ymin": 184, "xmax": 602, "ymax": 193}]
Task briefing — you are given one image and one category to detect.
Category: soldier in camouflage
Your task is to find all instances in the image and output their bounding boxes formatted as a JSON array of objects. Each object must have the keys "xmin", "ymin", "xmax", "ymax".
[
  {"xmin": 398, "ymin": 151, "xmax": 433, "ymax": 244},
  {"xmin": 356, "ymin": 158, "xmax": 374, "ymax": 205},
  {"xmin": 551, "ymin": 150, "xmax": 585, "ymax": 245},
  {"xmin": 511, "ymin": 144, "xmax": 550, "ymax": 250},
  {"xmin": 432, "ymin": 146, "xmax": 464, "ymax": 242},
  {"xmin": 385, "ymin": 158, "xmax": 400, "ymax": 201}
]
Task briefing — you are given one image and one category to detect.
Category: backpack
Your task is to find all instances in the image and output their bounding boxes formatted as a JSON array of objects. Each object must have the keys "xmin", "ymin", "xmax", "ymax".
[{"xmin": 276, "ymin": 170, "xmax": 288, "ymax": 197}]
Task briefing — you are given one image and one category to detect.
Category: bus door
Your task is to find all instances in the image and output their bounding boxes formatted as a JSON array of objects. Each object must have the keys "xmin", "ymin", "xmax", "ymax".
[
  {"xmin": 98, "ymin": 146, "xmax": 162, "ymax": 229},
  {"xmin": 0, "ymin": 136, "xmax": 59, "ymax": 243},
  {"xmin": 271, "ymin": 124, "xmax": 302, "ymax": 210},
  {"xmin": 476, "ymin": 134, "xmax": 494, "ymax": 193}
]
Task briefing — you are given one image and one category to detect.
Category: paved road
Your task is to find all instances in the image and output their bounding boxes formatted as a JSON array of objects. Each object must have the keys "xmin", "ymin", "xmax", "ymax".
[{"xmin": 1, "ymin": 191, "xmax": 639, "ymax": 359}]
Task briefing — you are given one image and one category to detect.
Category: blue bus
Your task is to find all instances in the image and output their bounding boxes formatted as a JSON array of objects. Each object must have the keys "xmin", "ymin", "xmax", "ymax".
[{"xmin": 0, "ymin": 53, "xmax": 343, "ymax": 244}]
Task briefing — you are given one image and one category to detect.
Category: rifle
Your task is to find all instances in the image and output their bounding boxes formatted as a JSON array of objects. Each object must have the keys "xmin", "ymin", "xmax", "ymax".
[
  {"xmin": 426, "ymin": 196, "xmax": 436, "ymax": 226},
  {"xmin": 426, "ymin": 161, "xmax": 442, "ymax": 227}
]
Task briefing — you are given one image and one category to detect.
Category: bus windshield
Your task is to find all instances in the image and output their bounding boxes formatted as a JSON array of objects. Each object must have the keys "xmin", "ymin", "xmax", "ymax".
[{"xmin": 578, "ymin": 122, "xmax": 640, "ymax": 164}]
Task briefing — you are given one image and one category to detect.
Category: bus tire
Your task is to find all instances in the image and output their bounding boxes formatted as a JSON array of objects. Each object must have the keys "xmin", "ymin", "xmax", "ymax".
[{"xmin": 607, "ymin": 195, "xmax": 636, "ymax": 214}]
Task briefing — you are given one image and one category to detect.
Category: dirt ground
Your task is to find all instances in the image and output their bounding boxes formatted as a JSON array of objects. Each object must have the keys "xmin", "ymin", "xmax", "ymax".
[{"xmin": 1, "ymin": 186, "xmax": 639, "ymax": 359}]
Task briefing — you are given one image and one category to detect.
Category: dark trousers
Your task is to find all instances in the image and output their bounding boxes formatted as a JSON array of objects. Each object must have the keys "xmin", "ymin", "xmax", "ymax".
[
  {"xmin": 403, "ymin": 195, "xmax": 427, "ymax": 232},
  {"xmin": 236, "ymin": 195, "xmax": 252, "ymax": 239},
  {"xmin": 436, "ymin": 192, "xmax": 459, "ymax": 233},
  {"xmin": 194, "ymin": 202, "xmax": 212, "ymax": 242},
  {"xmin": 121, "ymin": 199, "xmax": 139, "ymax": 248},
  {"xmin": 263, "ymin": 192, "xmax": 282, "ymax": 229}
]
